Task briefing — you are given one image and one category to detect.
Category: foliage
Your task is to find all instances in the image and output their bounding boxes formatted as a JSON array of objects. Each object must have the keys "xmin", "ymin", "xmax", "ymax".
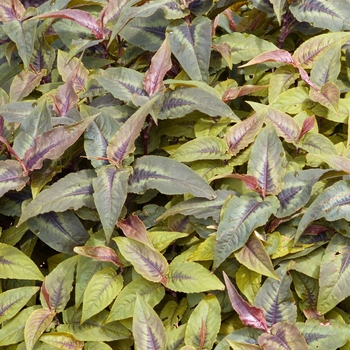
[{"xmin": 1, "ymin": 0, "xmax": 350, "ymax": 349}]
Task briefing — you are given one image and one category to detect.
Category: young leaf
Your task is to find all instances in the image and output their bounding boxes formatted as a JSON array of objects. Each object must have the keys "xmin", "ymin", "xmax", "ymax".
[
  {"xmin": 223, "ymin": 272, "xmax": 269, "ymax": 332},
  {"xmin": 128, "ymin": 155, "xmax": 217, "ymax": 200},
  {"xmin": 0, "ymin": 286, "xmax": 40, "ymax": 324},
  {"xmin": 258, "ymin": 322, "xmax": 308, "ymax": 350},
  {"xmin": 93, "ymin": 166, "xmax": 130, "ymax": 243},
  {"xmin": 52, "ymin": 77, "xmax": 79, "ymax": 116},
  {"xmin": 73, "ymin": 246, "xmax": 123, "ymax": 267},
  {"xmin": 18, "ymin": 169, "xmax": 96, "ymax": 225},
  {"xmin": 40, "ymin": 332, "xmax": 84, "ymax": 350},
  {"xmin": 160, "ymin": 298, "xmax": 187, "ymax": 330},
  {"xmin": 0, "ymin": 0, "xmax": 25, "ymax": 22},
  {"xmin": 82, "ymin": 268, "xmax": 123, "ymax": 323},
  {"xmin": 309, "ymin": 81, "xmax": 340, "ymax": 112},
  {"xmin": 0, "ymin": 243, "xmax": 44, "ymax": 281},
  {"xmin": 168, "ymin": 16, "xmax": 211, "ymax": 82},
  {"xmin": 22, "ymin": 115, "xmax": 98, "ymax": 171},
  {"xmin": 214, "ymin": 193, "xmax": 279, "ymax": 269},
  {"xmin": 166, "ymin": 261, "xmax": 225, "ymax": 293},
  {"xmin": 0, "ymin": 160, "xmax": 28, "ymax": 197},
  {"xmin": 24, "ymin": 308, "xmax": 56, "ymax": 350},
  {"xmin": 149, "ymin": 231, "xmax": 189, "ymax": 252},
  {"xmin": 185, "ymin": 295, "xmax": 221, "ymax": 350},
  {"xmin": 113, "ymin": 237, "xmax": 168, "ymax": 284},
  {"xmin": 222, "ymin": 85, "xmax": 268, "ymax": 102},
  {"xmin": 236, "ymin": 265, "xmax": 262, "ymax": 304},
  {"xmin": 133, "ymin": 295, "xmax": 167, "ymax": 350}
]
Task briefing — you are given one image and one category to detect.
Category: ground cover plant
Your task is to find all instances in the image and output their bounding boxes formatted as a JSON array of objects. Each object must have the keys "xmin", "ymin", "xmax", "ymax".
[{"xmin": 2, "ymin": 0, "xmax": 350, "ymax": 349}]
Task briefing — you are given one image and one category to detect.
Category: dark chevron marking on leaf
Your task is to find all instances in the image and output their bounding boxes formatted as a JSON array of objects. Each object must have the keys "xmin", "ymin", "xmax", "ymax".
[
  {"xmin": 160, "ymin": 97, "xmax": 196, "ymax": 112},
  {"xmin": 299, "ymin": 0, "xmax": 341, "ymax": 18},
  {"xmin": 117, "ymin": 80, "xmax": 146, "ymax": 96},
  {"xmin": 132, "ymin": 25, "xmax": 166, "ymax": 40},
  {"xmin": 0, "ymin": 256, "xmax": 12, "ymax": 265},
  {"xmin": 278, "ymin": 185, "xmax": 303, "ymax": 210}
]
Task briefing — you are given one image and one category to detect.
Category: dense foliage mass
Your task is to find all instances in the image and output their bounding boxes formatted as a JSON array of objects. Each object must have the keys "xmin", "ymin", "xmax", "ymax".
[{"xmin": 2, "ymin": 0, "xmax": 350, "ymax": 349}]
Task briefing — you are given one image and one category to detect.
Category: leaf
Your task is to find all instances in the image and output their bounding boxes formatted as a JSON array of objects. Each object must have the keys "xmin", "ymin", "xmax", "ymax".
[
  {"xmin": 106, "ymin": 278, "xmax": 165, "ymax": 323},
  {"xmin": 93, "ymin": 166, "xmax": 130, "ymax": 243},
  {"xmin": 239, "ymin": 49, "xmax": 295, "ymax": 68},
  {"xmin": 82, "ymin": 268, "xmax": 123, "ymax": 323},
  {"xmin": 128, "ymin": 155, "xmax": 217, "ymax": 200},
  {"xmin": 149, "ymin": 231, "xmax": 189, "ymax": 252},
  {"xmin": 0, "ymin": 101, "xmax": 34, "ymax": 123},
  {"xmin": 18, "ymin": 169, "xmax": 96, "ymax": 225},
  {"xmin": 0, "ymin": 286, "xmax": 40, "ymax": 324},
  {"xmin": 258, "ymin": 322, "xmax": 308, "ymax": 350},
  {"xmin": 144, "ymin": 34, "xmax": 172, "ymax": 96},
  {"xmin": 235, "ymin": 234, "xmax": 279, "ymax": 280},
  {"xmin": 0, "ymin": 243, "xmax": 44, "ymax": 281},
  {"xmin": 22, "ymin": 115, "xmax": 97, "ymax": 171},
  {"xmin": 40, "ymin": 256, "xmax": 78, "ymax": 312},
  {"xmin": 106, "ymin": 97, "xmax": 159, "ymax": 166},
  {"xmin": 317, "ymin": 234, "xmax": 350, "ymax": 314},
  {"xmin": 0, "ymin": 160, "xmax": 28, "ymax": 197},
  {"xmin": 247, "ymin": 125, "xmax": 286, "ymax": 197},
  {"xmin": 214, "ymin": 193, "xmax": 279, "ymax": 269},
  {"xmin": 133, "ymin": 294, "xmax": 167, "ymax": 350},
  {"xmin": 168, "ymin": 16, "xmax": 211, "ymax": 81},
  {"xmin": 0, "ymin": 0, "xmax": 25, "ymax": 22},
  {"xmin": 113, "ymin": 237, "xmax": 168, "ymax": 284},
  {"xmin": 296, "ymin": 180, "xmax": 350, "ymax": 242},
  {"xmin": 185, "ymin": 295, "xmax": 221, "ymax": 349},
  {"xmin": 254, "ymin": 265, "xmax": 297, "ymax": 327},
  {"xmin": 166, "ymin": 261, "xmax": 225, "ymax": 293},
  {"xmin": 73, "ymin": 246, "xmax": 123, "ymax": 267},
  {"xmin": 223, "ymin": 272, "xmax": 269, "ymax": 332},
  {"xmin": 299, "ymin": 115, "xmax": 316, "ymax": 140},
  {"xmin": 40, "ymin": 332, "xmax": 84, "ymax": 350},
  {"xmin": 27, "ymin": 211, "xmax": 89, "ymax": 253},
  {"xmin": 236, "ymin": 265, "xmax": 262, "ymax": 305},
  {"xmin": 298, "ymin": 133, "xmax": 337, "ymax": 155},
  {"xmin": 297, "ymin": 318, "xmax": 350, "ymax": 350},
  {"xmin": 160, "ymin": 298, "xmax": 187, "ymax": 330},
  {"xmin": 53, "ymin": 77, "xmax": 79, "ymax": 116},
  {"xmin": 170, "ymin": 136, "xmax": 230, "ymax": 162},
  {"xmin": 24, "ymin": 308, "xmax": 56, "ymax": 350},
  {"xmin": 269, "ymin": 0, "xmax": 287, "ymax": 24}
]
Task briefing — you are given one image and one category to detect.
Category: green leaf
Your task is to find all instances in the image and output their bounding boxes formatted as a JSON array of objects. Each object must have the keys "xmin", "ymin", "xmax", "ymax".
[
  {"xmin": 0, "ymin": 243, "xmax": 44, "ymax": 281},
  {"xmin": 0, "ymin": 286, "xmax": 39, "ymax": 324},
  {"xmin": 296, "ymin": 180, "xmax": 350, "ymax": 242},
  {"xmin": 167, "ymin": 324, "xmax": 186, "ymax": 350},
  {"xmin": 317, "ymin": 234, "xmax": 350, "ymax": 314},
  {"xmin": 168, "ymin": 16, "xmax": 211, "ymax": 82},
  {"xmin": 166, "ymin": 261, "xmax": 225, "ymax": 293},
  {"xmin": 133, "ymin": 295, "xmax": 167, "ymax": 350},
  {"xmin": 215, "ymin": 328, "xmax": 262, "ymax": 350},
  {"xmin": 24, "ymin": 308, "xmax": 56, "ymax": 350},
  {"xmin": 106, "ymin": 278, "xmax": 165, "ymax": 323},
  {"xmin": 236, "ymin": 265, "xmax": 261, "ymax": 304},
  {"xmin": 93, "ymin": 166, "xmax": 130, "ymax": 243},
  {"xmin": 40, "ymin": 256, "xmax": 78, "ymax": 313},
  {"xmin": 128, "ymin": 155, "xmax": 217, "ymax": 200},
  {"xmin": 18, "ymin": 169, "xmax": 96, "ymax": 225},
  {"xmin": 149, "ymin": 231, "xmax": 189, "ymax": 252},
  {"xmin": 0, "ymin": 101, "xmax": 33, "ymax": 123},
  {"xmin": 254, "ymin": 265, "xmax": 297, "ymax": 327},
  {"xmin": 82, "ymin": 268, "xmax": 123, "ymax": 323},
  {"xmin": 247, "ymin": 125, "xmax": 286, "ymax": 197},
  {"xmin": 185, "ymin": 295, "xmax": 221, "ymax": 349},
  {"xmin": 234, "ymin": 234, "xmax": 279, "ymax": 280},
  {"xmin": 160, "ymin": 298, "xmax": 187, "ymax": 330},
  {"xmin": 188, "ymin": 235, "xmax": 215, "ymax": 262},
  {"xmin": 269, "ymin": 0, "xmax": 287, "ymax": 24},
  {"xmin": 214, "ymin": 193, "xmax": 279, "ymax": 269},
  {"xmin": 298, "ymin": 133, "xmax": 337, "ymax": 155},
  {"xmin": 258, "ymin": 322, "xmax": 308, "ymax": 350},
  {"xmin": 297, "ymin": 318, "xmax": 350, "ymax": 350},
  {"xmin": 0, "ymin": 160, "xmax": 28, "ymax": 197},
  {"xmin": 113, "ymin": 237, "xmax": 168, "ymax": 284},
  {"xmin": 40, "ymin": 332, "xmax": 84, "ymax": 350}
]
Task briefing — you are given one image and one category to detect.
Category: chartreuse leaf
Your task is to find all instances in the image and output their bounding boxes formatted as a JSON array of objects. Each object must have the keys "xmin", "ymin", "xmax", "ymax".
[
  {"xmin": 234, "ymin": 234, "xmax": 278, "ymax": 280},
  {"xmin": 170, "ymin": 136, "xmax": 230, "ymax": 162},
  {"xmin": 185, "ymin": 295, "xmax": 221, "ymax": 349},
  {"xmin": 40, "ymin": 256, "xmax": 78, "ymax": 312},
  {"xmin": 113, "ymin": 237, "xmax": 168, "ymax": 284},
  {"xmin": 167, "ymin": 324, "xmax": 186, "ymax": 350},
  {"xmin": 317, "ymin": 234, "xmax": 350, "ymax": 315},
  {"xmin": 0, "ymin": 243, "xmax": 44, "ymax": 281},
  {"xmin": 148, "ymin": 231, "xmax": 189, "ymax": 252},
  {"xmin": 0, "ymin": 160, "xmax": 28, "ymax": 197},
  {"xmin": 226, "ymin": 340, "xmax": 261, "ymax": 350},
  {"xmin": 254, "ymin": 265, "xmax": 297, "ymax": 327},
  {"xmin": 93, "ymin": 166, "xmax": 130, "ymax": 243},
  {"xmin": 128, "ymin": 155, "xmax": 217, "ymax": 200},
  {"xmin": 82, "ymin": 268, "xmax": 123, "ymax": 323},
  {"xmin": 0, "ymin": 286, "xmax": 39, "ymax": 324},
  {"xmin": 18, "ymin": 169, "xmax": 96, "ymax": 226},
  {"xmin": 297, "ymin": 318, "xmax": 350, "ymax": 350},
  {"xmin": 0, "ymin": 305, "xmax": 39, "ymax": 346},
  {"xmin": 85, "ymin": 342, "xmax": 113, "ymax": 350},
  {"xmin": 106, "ymin": 278, "xmax": 165, "ymax": 323},
  {"xmin": 214, "ymin": 193, "xmax": 279, "ymax": 269},
  {"xmin": 236, "ymin": 265, "xmax": 261, "ymax": 304},
  {"xmin": 258, "ymin": 322, "xmax": 308, "ymax": 350},
  {"xmin": 296, "ymin": 180, "xmax": 350, "ymax": 242},
  {"xmin": 247, "ymin": 125, "xmax": 286, "ymax": 197},
  {"xmin": 24, "ymin": 308, "xmax": 56, "ymax": 350},
  {"xmin": 269, "ymin": 65, "xmax": 298, "ymax": 103},
  {"xmin": 298, "ymin": 133, "xmax": 337, "ymax": 155},
  {"xmin": 133, "ymin": 294, "xmax": 167, "ymax": 350},
  {"xmin": 58, "ymin": 307, "xmax": 130, "ymax": 341},
  {"xmin": 168, "ymin": 16, "xmax": 211, "ymax": 81},
  {"xmin": 215, "ymin": 328, "xmax": 262, "ymax": 350},
  {"xmin": 166, "ymin": 261, "xmax": 224, "ymax": 293},
  {"xmin": 188, "ymin": 235, "xmax": 215, "ymax": 262},
  {"xmin": 160, "ymin": 298, "xmax": 187, "ymax": 330},
  {"xmin": 40, "ymin": 332, "xmax": 84, "ymax": 349}
]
